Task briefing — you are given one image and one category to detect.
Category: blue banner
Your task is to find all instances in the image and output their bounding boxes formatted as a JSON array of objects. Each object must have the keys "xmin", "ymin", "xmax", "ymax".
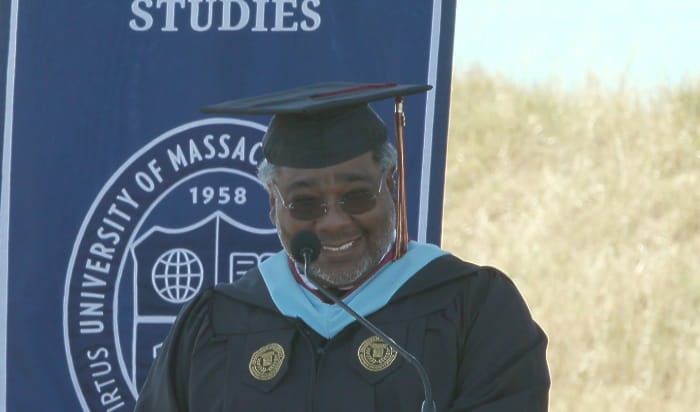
[{"xmin": 0, "ymin": 1, "xmax": 456, "ymax": 410}]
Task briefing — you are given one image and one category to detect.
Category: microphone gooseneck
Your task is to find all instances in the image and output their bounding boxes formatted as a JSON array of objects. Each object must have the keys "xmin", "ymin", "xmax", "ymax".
[{"xmin": 288, "ymin": 231, "xmax": 436, "ymax": 412}]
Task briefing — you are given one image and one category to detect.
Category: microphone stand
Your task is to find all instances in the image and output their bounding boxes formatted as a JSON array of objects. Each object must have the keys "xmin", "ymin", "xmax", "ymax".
[{"xmin": 302, "ymin": 252, "xmax": 436, "ymax": 412}]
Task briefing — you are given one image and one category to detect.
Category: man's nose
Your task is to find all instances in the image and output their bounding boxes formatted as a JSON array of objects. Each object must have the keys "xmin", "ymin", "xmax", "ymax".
[{"xmin": 314, "ymin": 202, "xmax": 352, "ymax": 231}]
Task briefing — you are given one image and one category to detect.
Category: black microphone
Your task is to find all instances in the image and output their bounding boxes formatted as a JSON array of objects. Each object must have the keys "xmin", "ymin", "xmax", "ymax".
[
  {"xmin": 290, "ymin": 229, "xmax": 321, "ymax": 274},
  {"xmin": 290, "ymin": 230, "xmax": 436, "ymax": 412}
]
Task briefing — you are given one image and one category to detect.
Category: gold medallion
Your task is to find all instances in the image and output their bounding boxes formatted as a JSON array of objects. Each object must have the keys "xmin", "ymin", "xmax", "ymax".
[
  {"xmin": 249, "ymin": 343, "xmax": 285, "ymax": 381},
  {"xmin": 357, "ymin": 335, "xmax": 398, "ymax": 372}
]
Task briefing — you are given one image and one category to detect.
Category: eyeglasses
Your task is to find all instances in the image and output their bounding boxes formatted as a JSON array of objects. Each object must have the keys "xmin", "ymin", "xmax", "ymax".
[{"xmin": 272, "ymin": 176, "xmax": 385, "ymax": 221}]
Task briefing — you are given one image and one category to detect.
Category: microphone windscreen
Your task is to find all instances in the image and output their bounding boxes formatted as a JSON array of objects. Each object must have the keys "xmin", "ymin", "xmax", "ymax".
[{"xmin": 290, "ymin": 230, "xmax": 321, "ymax": 263}]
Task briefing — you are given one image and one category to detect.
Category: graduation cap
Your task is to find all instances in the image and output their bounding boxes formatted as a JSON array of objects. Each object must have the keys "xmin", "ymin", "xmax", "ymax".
[{"xmin": 201, "ymin": 81, "xmax": 433, "ymax": 259}]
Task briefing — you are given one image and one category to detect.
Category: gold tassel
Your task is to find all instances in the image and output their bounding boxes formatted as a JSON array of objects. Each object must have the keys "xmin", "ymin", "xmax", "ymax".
[{"xmin": 393, "ymin": 96, "xmax": 408, "ymax": 259}]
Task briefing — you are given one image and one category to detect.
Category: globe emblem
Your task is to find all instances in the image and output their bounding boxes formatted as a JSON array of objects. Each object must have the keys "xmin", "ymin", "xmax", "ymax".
[{"xmin": 151, "ymin": 248, "xmax": 204, "ymax": 304}]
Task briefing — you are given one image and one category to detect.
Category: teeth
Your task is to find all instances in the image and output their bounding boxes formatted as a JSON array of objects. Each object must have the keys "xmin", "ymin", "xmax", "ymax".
[{"xmin": 323, "ymin": 240, "xmax": 354, "ymax": 252}]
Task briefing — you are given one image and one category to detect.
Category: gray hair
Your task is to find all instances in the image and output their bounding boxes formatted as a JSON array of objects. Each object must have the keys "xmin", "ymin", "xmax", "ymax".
[{"xmin": 257, "ymin": 141, "xmax": 397, "ymax": 188}]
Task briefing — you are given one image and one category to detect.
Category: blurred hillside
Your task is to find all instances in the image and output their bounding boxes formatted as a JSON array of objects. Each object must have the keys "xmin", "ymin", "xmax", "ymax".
[{"xmin": 442, "ymin": 67, "xmax": 700, "ymax": 412}]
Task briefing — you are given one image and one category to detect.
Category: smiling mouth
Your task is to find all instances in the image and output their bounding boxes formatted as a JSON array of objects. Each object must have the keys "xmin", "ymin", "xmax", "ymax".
[{"xmin": 322, "ymin": 239, "xmax": 356, "ymax": 252}]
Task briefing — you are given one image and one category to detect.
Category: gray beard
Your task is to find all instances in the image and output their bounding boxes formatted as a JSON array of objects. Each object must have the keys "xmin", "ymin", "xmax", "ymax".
[
  {"xmin": 306, "ymin": 217, "xmax": 396, "ymax": 288},
  {"xmin": 307, "ymin": 249, "xmax": 376, "ymax": 288},
  {"xmin": 278, "ymin": 215, "xmax": 396, "ymax": 289}
]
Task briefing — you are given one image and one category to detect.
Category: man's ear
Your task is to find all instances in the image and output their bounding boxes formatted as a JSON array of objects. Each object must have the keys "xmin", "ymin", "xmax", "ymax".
[
  {"xmin": 385, "ymin": 166, "xmax": 396, "ymax": 193},
  {"xmin": 268, "ymin": 189, "xmax": 277, "ymax": 225}
]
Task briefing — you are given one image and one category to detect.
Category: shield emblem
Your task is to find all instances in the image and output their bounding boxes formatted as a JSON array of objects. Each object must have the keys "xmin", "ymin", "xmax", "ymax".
[{"xmin": 129, "ymin": 211, "xmax": 279, "ymax": 388}]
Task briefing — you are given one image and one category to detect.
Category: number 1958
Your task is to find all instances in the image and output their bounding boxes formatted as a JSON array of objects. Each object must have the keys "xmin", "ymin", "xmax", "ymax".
[{"xmin": 189, "ymin": 186, "xmax": 247, "ymax": 205}]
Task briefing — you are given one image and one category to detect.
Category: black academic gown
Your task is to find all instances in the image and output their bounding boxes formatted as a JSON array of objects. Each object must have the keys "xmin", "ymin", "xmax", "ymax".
[{"xmin": 134, "ymin": 254, "xmax": 550, "ymax": 411}]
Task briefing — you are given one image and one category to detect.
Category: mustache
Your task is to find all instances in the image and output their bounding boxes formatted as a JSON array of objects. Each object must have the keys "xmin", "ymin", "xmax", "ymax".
[{"xmin": 316, "ymin": 232, "xmax": 361, "ymax": 244}]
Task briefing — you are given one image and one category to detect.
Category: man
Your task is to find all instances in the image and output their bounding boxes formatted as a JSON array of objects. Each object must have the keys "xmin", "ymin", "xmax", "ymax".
[{"xmin": 135, "ymin": 82, "xmax": 550, "ymax": 411}]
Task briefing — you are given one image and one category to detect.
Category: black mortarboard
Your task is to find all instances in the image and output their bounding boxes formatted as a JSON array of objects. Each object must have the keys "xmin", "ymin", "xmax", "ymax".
[{"xmin": 200, "ymin": 82, "xmax": 432, "ymax": 168}]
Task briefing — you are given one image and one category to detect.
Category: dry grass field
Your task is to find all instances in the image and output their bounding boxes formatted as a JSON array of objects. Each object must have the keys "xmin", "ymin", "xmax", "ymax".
[{"xmin": 442, "ymin": 68, "xmax": 700, "ymax": 411}]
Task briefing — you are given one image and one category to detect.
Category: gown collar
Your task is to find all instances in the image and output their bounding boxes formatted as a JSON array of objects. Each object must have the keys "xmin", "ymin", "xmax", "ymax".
[{"xmin": 258, "ymin": 241, "xmax": 447, "ymax": 338}]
